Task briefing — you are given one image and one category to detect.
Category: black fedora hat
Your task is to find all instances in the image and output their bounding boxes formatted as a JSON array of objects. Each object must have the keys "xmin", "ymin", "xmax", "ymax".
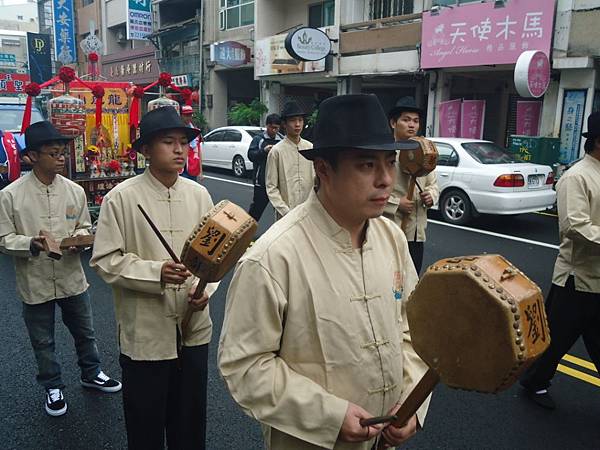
[
  {"xmin": 582, "ymin": 111, "xmax": 600, "ymax": 138},
  {"xmin": 132, "ymin": 106, "xmax": 200, "ymax": 150},
  {"xmin": 24, "ymin": 121, "xmax": 72, "ymax": 152},
  {"xmin": 388, "ymin": 96, "xmax": 422, "ymax": 120},
  {"xmin": 280, "ymin": 101, "xmax": 306, "ymax": 120},
  {"xmin": 301, "ymin": 94, "xmax": 419, "ymax": 161}
]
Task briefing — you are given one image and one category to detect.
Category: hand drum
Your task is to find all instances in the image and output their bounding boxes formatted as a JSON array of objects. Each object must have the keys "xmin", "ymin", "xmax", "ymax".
[
  {"xmin": 180, "ymin": 200, "xmax": 257, "ymax": 335},
  {"xmin": 399, "ymin": 136, "xmax": 438, "ymax": 178}
]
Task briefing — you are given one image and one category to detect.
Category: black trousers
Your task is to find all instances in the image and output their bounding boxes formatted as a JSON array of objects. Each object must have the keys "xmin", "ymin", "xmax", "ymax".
[
  {"xmin": 119, "ymin": 344, "xmax": 209, "ymax": 450},
  {"xmin": 248, "ymin": 184, "xmax": 269, "ymax": 222},
  {"xmin": 521, "ymin": 277, "xmax": 600, "ymax": 391},
  {"xmin": 408, "ymin": 241, "xmax": 425, "ymax": 275}
]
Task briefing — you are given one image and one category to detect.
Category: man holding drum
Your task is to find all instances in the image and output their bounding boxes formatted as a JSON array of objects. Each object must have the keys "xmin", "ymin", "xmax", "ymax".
[
  {"xmin": 219, "ymin": 94, "xmax": 429, "ymax": 449},
  {"xmin": 91, "ymin": 107, "xmax": 218, "ymax": 449},
  {"xmin": 385, "ymin": 97, "xmax": 439, "ymax": 274}
]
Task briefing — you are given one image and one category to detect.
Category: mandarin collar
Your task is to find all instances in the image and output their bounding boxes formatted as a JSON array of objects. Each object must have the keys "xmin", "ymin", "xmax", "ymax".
[
  {"xmin": 31, "ymin": 171, "xmax": 61, "ymax": 192},
  {"xmin": 144, "ymin": 168, "xmax": 182, "ymax": 194},
  {"xmin": 584, "ymin": 154, "xmax": 600, "ymax": 172}
]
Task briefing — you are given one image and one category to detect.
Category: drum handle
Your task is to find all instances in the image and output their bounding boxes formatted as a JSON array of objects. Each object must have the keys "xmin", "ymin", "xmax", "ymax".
[
  {"xmin": 181, "ymin": 279, "xmax": 209, "ymax": 336},
  {"xmin": 401, "ymin": 176, "xmax": 417, "ymax": 231},
  {"xmin": 359, "ymin": 368, "xmax": 439, "ymax": 437}
]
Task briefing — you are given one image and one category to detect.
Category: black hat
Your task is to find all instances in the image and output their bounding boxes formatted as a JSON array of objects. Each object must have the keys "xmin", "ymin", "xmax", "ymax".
[
  {"xmin": 388, "ymin": 96, "xmax": 422, "ymax": 120},
  {"xmin": 280, "ymin": 101, "xmax": 306, "ymax": 120},
  {"xmin": 301, "ymin": 94, "xmax": 419, "ymax": 161},
  {"xmin": 24, "ymin": 121, "xmax": 72, "ymax": 152},
  {"xmin": 582, "ymin": 111, "xmax": 600, "ymax": 138},
  {"xmin": 132, "ymin": 107, "xmax": 200, "ymax": 150}
]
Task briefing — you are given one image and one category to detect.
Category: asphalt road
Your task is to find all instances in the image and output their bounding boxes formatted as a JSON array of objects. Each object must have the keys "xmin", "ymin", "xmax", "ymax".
[{"xmin": 1, "ymin": 168, "xmax": 598, "ymax": 450}]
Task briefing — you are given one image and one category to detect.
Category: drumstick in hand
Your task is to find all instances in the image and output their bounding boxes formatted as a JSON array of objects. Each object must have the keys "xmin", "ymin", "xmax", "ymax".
[{"xmin": 137, "ymin": 204, "xmax": 181, "ymax": 264}]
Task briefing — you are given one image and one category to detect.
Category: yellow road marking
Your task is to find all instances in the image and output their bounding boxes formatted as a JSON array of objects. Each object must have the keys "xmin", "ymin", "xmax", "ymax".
[
  {"xmin": 534, "ymin": 211, "xmax": 558, "ymax": 218},
  {"xmin": 562, "ymin": 354, "xmax": 598, "ymax": 373},
  {"xmin": 557, "ymin": 364, "xmax": 600, "ymax": 387}
]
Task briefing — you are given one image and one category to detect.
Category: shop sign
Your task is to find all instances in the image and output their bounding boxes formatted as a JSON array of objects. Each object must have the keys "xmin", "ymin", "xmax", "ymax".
[
  {"xmin": 255, "ymin": 32, "xmax": 328, "ymax": 77},
  {"xmin": 284, "ymin": 27, "xmax": 331, "ymax": 62},
  {"xmin": 52, "ymin": 0, "xmax": 77, "ymax": 64},
  {"xmin": 210, "ymin": 41, "xmax": 251, "ymax": 67},
  {"xmin": 127, "ymin": 0, "xmax": 152, "ymax": 40},
  {"xmin": 0, "ymin": 73, "xmax": 30, "ymax": 94},
  {"xmin": 105, "ymin": 58, "xmax": 157, "ymax": 83},
  {"xmin": 460, "ymin": 100, "xmax": 485, "ymax": 139},
  {"xmin": 27, "ymin": 33, "xmax": 53, "ymax": 83},
  {"xmin": 171, "ymin": 74, "xmax": 189, "ymax": 87},
  {"xmin": 516, "ymin": 101, "xmax": 542, "ymax": 136},
  {"xmin": 0, "ymin": 54, "xmax": 17, "ymax": 68},
  {"xmin": 421, "ymin": 0, "xmax": 554, "ymax": 69},
  {"xmin": 559, "ymin": 90, "xmax": 586, "ymax": 164},
  {"xmin": 514, "ymin": 50, "xmax": 550, "ymax": 98},
  {"xmin": 438, "ymin": 99, "xmax": 462, "ymax": 137}
]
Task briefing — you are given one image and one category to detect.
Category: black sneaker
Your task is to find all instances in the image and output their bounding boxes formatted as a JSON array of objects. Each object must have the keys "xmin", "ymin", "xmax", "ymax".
[
  {"xmin": 45, "ymin": 388, "xmax": 67, "ymax": 417},
  {"xmin": 525, "ymin": 389, "xmax": 556, "ymax": 410},
  {"xmin": 81, "ymin": 371, "xmax": 122, "ymax": 393}
]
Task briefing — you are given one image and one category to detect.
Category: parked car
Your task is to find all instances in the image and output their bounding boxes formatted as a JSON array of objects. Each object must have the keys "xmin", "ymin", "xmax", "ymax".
[
  {"xmin": 429, "ymin": 138, "xmax": 556, "ymax": 225},
  {"xmin": 201, "ymin": 126, "xmax": 264, "ymax": 178}
]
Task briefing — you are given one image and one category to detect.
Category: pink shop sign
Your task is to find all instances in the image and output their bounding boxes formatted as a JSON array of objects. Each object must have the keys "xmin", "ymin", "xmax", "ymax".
[
  {"xmin": 439, "ymin": 99, "xmax": 462, "ymax": 137},
  {"xmin": 516, "ymin": 101, "xmax": 542, "ymax": 136},
  {"xmin": 460, "ymin": 100, "xmax": 486, "ymax": 139},
  {"xmin": 421, "ymin": 0, "xmax": 555, "ymax": 69}
]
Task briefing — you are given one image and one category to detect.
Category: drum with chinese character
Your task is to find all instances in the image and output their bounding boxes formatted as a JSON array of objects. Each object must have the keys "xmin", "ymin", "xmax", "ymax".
[
  {"xmin": 180, "ymin": 200, "xmax": 257, "ymax": 335},
  {"xmin": 399, "ymin": 136, "xmax": 438, "ymax": 177}
]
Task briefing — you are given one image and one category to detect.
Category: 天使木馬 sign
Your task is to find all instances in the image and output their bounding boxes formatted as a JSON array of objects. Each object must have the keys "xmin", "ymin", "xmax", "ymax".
[{"xmin": 514, "ymin": 50, "xmax": 550, "ymax": 98}]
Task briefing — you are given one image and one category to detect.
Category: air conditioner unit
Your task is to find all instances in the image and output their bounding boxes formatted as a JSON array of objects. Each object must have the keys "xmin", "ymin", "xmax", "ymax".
[{"xmin": 116, "ymin": 30, "xmax": 126, "ymax": 44}]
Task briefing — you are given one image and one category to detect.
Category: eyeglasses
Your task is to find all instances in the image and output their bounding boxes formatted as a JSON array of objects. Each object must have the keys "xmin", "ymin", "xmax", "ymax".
[{"xmin": 39, "ymin": 150, "xmax": 68, "ymax": 159}]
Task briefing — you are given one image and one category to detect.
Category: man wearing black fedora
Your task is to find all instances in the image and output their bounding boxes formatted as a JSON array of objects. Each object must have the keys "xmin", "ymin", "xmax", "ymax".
[
  {"xmin": 266, "ymin": 100, "xmax": 314, "ymax": 219},
  {"xmin": 520, "ymin": 111, "xmax": 600, "ymax": 410},
  {"xmin": 0, "ymin": 121, "xmax": 121, "ymax": 418},
  {"xmin": 220, "ymin": 94, "xmax": 429, "ymax": 450},
  {"xmin": 385, "ymin": 97, "xmax": 439, "ymax": 274},
  {"xmin": 91, "ymin": 107, "xmax": 219, "ymax": 449}
]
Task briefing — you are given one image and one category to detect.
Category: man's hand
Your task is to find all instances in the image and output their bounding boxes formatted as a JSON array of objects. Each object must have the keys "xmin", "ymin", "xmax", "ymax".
[
  {"xmin": 30, "ymin": 236, "xmax": 46, "ymax": 256},
  {"xmin": 380, "ymin": 414, "xmax": 418, "ymax": 448},
  {"xmin": 420, "ymin": 191, "xmax": 434, "ymax": 208},
  {"xmin": 161, "ymin": 261, "xmax": 191, "ymax": 285},
  {"xmin": 397, "ymin": 196, "xmax": 414, "ymax": 214},
  {"xmin": 264, "ymin": 145, "xmax": 273, "ymax": 153},
  {"xmin": 338, "ymin": 403, "xmax": 383, "ymax": 443},
  {"xmin": 188, "ymin": 284, "xmax": 209, "ymax": 311}
]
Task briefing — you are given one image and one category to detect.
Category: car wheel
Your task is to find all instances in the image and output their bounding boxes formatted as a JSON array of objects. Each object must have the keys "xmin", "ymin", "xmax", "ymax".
[
  {"xmin": 440, "ymin": 189, "xmax": 472, "ymax": 225},
  {"xmin": 232, "ymin": 155, "xmax": 246, "ymax": 178}
]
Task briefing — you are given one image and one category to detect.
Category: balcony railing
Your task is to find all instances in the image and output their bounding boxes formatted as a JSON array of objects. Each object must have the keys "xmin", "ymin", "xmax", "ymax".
[{"xmin": 339, "ymin": 12, "xmax": 421, "ymax": 56}]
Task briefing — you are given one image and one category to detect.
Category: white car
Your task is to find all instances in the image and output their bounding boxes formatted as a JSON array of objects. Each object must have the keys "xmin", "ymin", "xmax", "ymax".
[
  {"xmin": 201, "ymin": 126, "xmax": 264, "ymax": 178},
  {"xmin": 429, "ymin": 138, "xmax": 556, "ymax": 224}
]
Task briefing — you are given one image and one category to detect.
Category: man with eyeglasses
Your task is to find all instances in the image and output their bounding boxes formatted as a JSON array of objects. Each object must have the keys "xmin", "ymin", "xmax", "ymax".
[{"xmin": 0, "ymin": 121, "xmax": 121, "ymax": 418}]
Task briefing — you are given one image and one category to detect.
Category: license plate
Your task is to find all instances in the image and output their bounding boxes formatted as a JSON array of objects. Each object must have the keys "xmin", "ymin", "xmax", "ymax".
[{"xmin": 528, "ymin": 175, "xmax": 542, "ymax": 187}]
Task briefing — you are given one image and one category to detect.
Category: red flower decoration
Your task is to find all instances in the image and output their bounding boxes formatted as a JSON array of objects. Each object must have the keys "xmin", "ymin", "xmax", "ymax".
[
  {"xmin": 108, "ymin": 159, "xmax": 121, "ymax": 173},
  {"xmin": 129, "ymin": 150, "xmax": 137, "ymax": 161},
  {"xmin": 133, "ymin": 86, "xmax": 145, "ymax": 98},
  {"xmin": 92, "ymin": 84, "xmax": 105, "ymax": 98},
  {"xmin": 58, "ymin": 66, "xmax": 76, "ymax": 83},
  {"xmin": 88, "ymin": 52, "xmax": 99, "ymax": 63},
  {"xmin": 158, "ymin": 72, "xmax": 172, "ymax": 87},
  {"xmin": 25, "ymin": 82, "xmax": 41, "ymax": 97}
]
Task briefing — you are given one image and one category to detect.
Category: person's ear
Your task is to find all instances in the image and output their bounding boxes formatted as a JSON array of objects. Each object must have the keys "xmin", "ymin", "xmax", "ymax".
[
  {"xmin": 27, "ymin": 151, "xmax": 39, "ymax": 163},
  {"xmin": 141, "ymin": 144, "xmax": 151, "ymax": 161}
]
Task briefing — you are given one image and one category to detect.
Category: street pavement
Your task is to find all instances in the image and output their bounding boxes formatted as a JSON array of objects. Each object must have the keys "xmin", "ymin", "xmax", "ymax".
[{"xmin": 1, "ymin": 168, "xmax": 598, "ymax": 450}]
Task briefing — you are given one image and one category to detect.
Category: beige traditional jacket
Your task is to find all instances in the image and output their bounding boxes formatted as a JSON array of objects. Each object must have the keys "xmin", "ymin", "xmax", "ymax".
[
  {"xmin": 384, "ymin": 163, "xmax": 439, "ymax": 242},
  {"xmin": 90, "ymin": 170, "xmax": 218, "ymax": 361},
  {"xmin": 266, "ymin": 136, "xmax": 314, "ymax": 217},
  {"xmin": 552, "ymin": 154, "xmax": 600, "ymax": 293},
  {"xmin": 219, "ymin": 191, "xmax": 429, "ymax": 450},
  {"xmin": 0, "ymin": 172, "xmax": 90, "ymax": 304}
]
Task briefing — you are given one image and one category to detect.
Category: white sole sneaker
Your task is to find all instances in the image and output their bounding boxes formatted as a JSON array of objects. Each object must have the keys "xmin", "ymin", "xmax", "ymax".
[
  {"xmin": 45, "ymin": 402, "xmax": 67, "ymax": 417},
  {"xmin": 80, "ymin": 379, "xmax": 122, "ymax": 393}
]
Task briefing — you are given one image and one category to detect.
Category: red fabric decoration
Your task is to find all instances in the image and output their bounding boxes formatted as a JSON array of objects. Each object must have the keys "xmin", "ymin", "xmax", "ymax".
[
  {"xmin": 181, "ymin": 88, "xmax": 193, "ymax": 106},
  {"xmin": 108, "ymin": 159, "xmax": 121, "ymax": 173},
  {"xmin": 25, "ymin": 82, "xmax": 41, "ymax": 97},
  {"xmin": 158, "ymin": 72, "xmax": 172, "ymax": 87},
  {"xmin": 20, "ymin": 83, "xmax": 43, "ymax": 133},
  {"xmin": 133, "ymin": 86, "xmax": 144, "ymax": 98},
  {"xmin": 92, "ymin": 84, "xmax": 105, "ymax": 129},
  {"xmin": 129, "ymin": 85, "xmax": 145, "ymax": 128},
  {"xmin": 88, "ymin": 52, "xmax": 99, "ymax": 62},
  {"xmin": 58, "ymin": 66, "xmax": 76, "ymax": 84}
]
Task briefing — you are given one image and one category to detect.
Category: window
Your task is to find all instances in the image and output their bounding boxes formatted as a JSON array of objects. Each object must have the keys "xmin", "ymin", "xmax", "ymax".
[
  {"xmin": 82, "ymin": 0, "xmax": 94, "ymax": 6},
  {"xmin": 205, "ymin": 131, "xmax": 226, "ymax": 142},
  {"xmin": 219, "ymin": 0, "xmax": 254, "ymax": 30},
  {"xmin": 461, "ymin": 142, "xmax": 518, "ymax": 164},
  {"xmin": 224, "ymin": 130, "xmax": 242, "ymax": 142},
  {"xmin": 433, "ymin": 0, "xmax": 480, "ymax": 6},
  {"xmin": 309, "ymin": 1, "xmax": 334, "ymax": 28},
  {"xmin": 435, "ymin": 143, "xmax": 459, "ymax": 167},
  {"xmin": 17, "ymin": 15, "xmax": 24, "ymax": 20},
  {"xmin": 369, "ymin": 0, "xmax": 413, "ymax": 20}
]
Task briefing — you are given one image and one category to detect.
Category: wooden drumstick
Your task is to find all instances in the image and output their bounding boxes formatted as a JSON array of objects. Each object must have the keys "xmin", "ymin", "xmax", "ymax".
[{"xmin": 401, "ymin": 175, "xmax": 417, "ymax": 231}]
